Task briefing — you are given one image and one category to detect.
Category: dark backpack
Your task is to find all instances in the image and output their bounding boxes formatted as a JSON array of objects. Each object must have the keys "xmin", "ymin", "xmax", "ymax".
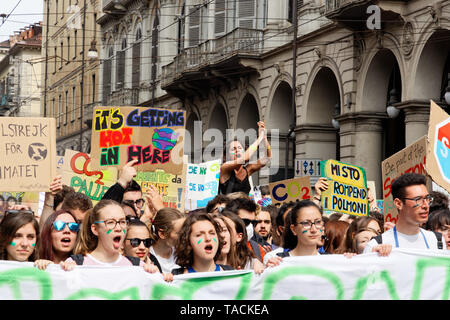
[
  {"xmin": 70, "ymin": 254, "xmax": 141, "ymax": 266},
  {"xmin": 373, "ymin": 231, "xmax": 443, "ymax": 249}
]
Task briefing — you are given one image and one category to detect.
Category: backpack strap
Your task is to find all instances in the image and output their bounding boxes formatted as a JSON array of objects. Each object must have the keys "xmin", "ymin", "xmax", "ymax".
[
  {"xmin": 432, "ymin": 231, "xmax": 443, "ymax": 249},
  {"xmin": 70, "ymin": 254, "xmax": 85, "ymax": 266},
  {"xmin": 248, "ymin": 240, "xmax": 264, "ymax": 261},
  {"xmin": 125, "ymin": 255, "xmax": 141, "ymax": 266},
  {"xmin": 218, "ymin": 264, "xmax": 234, "ymax": 271},
  {"xmin": 373, "ymin": 234, "xmax": 383, "ymax": 245}
]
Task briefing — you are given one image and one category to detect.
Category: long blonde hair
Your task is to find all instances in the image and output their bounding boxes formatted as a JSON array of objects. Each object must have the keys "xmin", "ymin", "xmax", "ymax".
[{"xmin": 74, "ymin": 199, "xmax": 121, "ymax": 255}]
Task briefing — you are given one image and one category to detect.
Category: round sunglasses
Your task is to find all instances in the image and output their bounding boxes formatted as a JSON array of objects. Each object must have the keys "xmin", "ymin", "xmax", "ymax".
[
  {"xmin": 53, "ymin": 220, "xmax": 80, "ymax": 232},
  {"xmin": 126, "ymin": 238, "xmax": 153, "ymax": 248}
]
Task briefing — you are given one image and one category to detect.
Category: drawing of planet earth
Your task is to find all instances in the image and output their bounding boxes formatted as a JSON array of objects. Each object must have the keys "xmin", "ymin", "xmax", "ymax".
[{"xmin": 152, "ymin": 128, "xmax": 179, "ymax": 151}]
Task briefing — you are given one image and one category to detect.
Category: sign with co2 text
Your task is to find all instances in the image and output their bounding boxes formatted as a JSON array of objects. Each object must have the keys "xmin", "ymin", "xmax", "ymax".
[{"xmin": 268, "ymin": 176, "xmax": 311, "ymax": 205}]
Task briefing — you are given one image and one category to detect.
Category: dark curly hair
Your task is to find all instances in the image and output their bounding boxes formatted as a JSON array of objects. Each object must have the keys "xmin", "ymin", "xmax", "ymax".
[{"xmin": 175, "ymin": 212, "xmax": 223, "ymax": 268}]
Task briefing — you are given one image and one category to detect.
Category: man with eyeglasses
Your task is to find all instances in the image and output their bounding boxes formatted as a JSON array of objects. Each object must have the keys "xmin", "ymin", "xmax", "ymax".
[{"xmin": 364, "ymin": 173, "xmax": 446, "ymax": 255}]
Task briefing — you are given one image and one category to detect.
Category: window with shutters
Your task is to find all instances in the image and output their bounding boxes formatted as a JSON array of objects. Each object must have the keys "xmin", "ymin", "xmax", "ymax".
[
  {"xmin": 238, "ymin": 0, "xmax": 256, "ymax": 29},
  {"xmin": 288, "ymin": 0, "xmax": 303, "ymax": 23},
  {"xmin": 71, "ymin": 86, "xmax": 76, "ymax": 122},
  {"xmin": 102, "ymin": 46, "xmax": 113, "ymax": 104},
  {"xmin": 151, "ymin": 14, "xmax": 159, "ymax": 82},
  {"xmin": 116, "ymin": 37, "xmax": 126, "ymax": 90},
  {"xmin": 214, "ymin": 0, "xmax": 226, "ymax": 37},
  {"xmin": 188, "ymin": 5, "xmax": 200, "ymax": 47},
  {"xmin": 132, "ymin": 28, "xmax": 142, "ymax": 89},
  {"xmin": 64, "ymin": 90, "xmax": 68, "ymax": 125},
  {"xmin": 177, "ymin": 3, "xmax": 185, "ymax": 54}
]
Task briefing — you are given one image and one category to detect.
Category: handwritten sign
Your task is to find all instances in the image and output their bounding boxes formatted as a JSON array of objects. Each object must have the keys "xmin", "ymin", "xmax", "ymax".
[
  {"xmin": 62, "ymin": 149, "xmax": 118, "ymax": 205},
  {"xmin": 381, "ymin": 136, "xmax": 427, "ymax": 225},
  {"xmin": 136, "ymin": 166, "xmax": 186, "ymax": 212},
  {"xmin": 320, "ymin": 159, "xmax": 368, "ymax": 216},
  {"xmin": 268, "ymin": 176, "xmax": 311, "ymax": 205},
  {"xmin": 90, "ymin": 106, "xmax": 185, "ymax": 175},
  {"xmin": 0, "ymin": 117, "xmax": 56, "ymax": 192},
  {"xmin": 426, "ymin": 100, "xmax": 450, "ymax": 193},
  {"xmin": 185, "ymin": 159, "xmax": 221, "ymax": 211}
]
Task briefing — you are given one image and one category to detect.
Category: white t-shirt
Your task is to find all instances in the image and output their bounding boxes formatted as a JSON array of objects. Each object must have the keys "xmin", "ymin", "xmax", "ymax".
[
  {"xmin": 150, "ymin": 246, "xmax": 180, "ymax": 273},
  {"xmin": 363, "ymin": 227, "xmax": 447, "ymax": 254}
]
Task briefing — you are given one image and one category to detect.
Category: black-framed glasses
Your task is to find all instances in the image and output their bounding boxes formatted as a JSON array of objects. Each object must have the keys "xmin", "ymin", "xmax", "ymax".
[
  {"xmin": 296, "ymin": 219, "xmax": 324, "ymax": 230},
  {"xmin": 94, "ymin": 218, "xmax": 128, "ymax": 230},
  {"xmin": 53, "ymin": 220, "xmax": 79, "ymax": 232},
  {"xmin": 402, "ymin": 195, "xmax": 433, "ymax": 208},
  {"xmin": 122, "ymin": 198, "xmax": 145, "ymax": 209},
  {"xmin": 5, "ymin": 209, "xmax": 34, "ymax": 216},
  {"xmin": 242, "ymin": 218, "xmax": 258, "ymax": 227},
  {"xmin": 127, "ymin": 238, "xmax": 153, "ymax": 248}
]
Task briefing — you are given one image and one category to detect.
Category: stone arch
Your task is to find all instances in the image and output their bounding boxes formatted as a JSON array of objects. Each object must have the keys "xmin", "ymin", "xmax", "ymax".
[
  {"xmin": 205, "ymin": 103, "xmax": 229, "ymax": 162},
  {"xmin": 410, "ymin": 28, "xmax": 450, "ymax": 101},
  {"xmin": 266, "ymin": 73, "xmax": 293, "ymax": 132}
]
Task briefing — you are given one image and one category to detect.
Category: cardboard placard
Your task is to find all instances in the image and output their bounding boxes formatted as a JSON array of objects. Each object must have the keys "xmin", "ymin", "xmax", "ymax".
[
  {"xmin": 62, "ymin": 149, "xmax": 118, "ymax": 205},
  {"xmin": 426, "ymin": 100, "xmax": 450, "ymax": 193},
  {"xmin": 90, "ymin": 106, "xmax": 185, "ymax": 175},
  {"xmin": 0, "ymin": 191, "xmax": 40, "ymax": 215},
  {"xmin": 0, "ymin": 117, "xmax": 56, "ymax": 192},
  {"xmin": 135, "ymin": 165, "xmax": 187, "ymax": 213},
  {"xmin": 185, "ymin": 159, "xmax": 221, "ymax": 211},
  {"xmin": 381, "ymin": 136, "xmax": 427, "ymax": 224},
  {"xmin": 268, "ymin": 176, "xmax": 312, "ymax": 205},
  {"xmin": 320, "ymin": 159, "xmax": 368, "ymax": 216}
]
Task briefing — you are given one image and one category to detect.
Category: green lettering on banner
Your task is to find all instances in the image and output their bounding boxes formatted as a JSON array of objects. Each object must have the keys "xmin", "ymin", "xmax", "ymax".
[
  {"xmin": 66, "ymin": 287, "xmax": 140, "ymax": 300},
  {"xmin": 150, "ymin": 272, "xmax": 252, "ymax": 300},
  {"xmin": 261, "ymin": 267, "xmax": 344, "ymax": 300},
  {"xmin": 0, "ymin": 267, "xmax": 52, "ymax": 300},
  {"xmin": 352, "ymin": 270, "xmax": 399, "ymax": 300},
  {"xmin": 411, "ymin": 257, "xmax": 450, "ymax": 300}
]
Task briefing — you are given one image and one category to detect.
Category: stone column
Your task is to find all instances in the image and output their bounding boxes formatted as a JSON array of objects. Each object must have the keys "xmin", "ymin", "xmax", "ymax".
[
  {"xmin": 338, "ymin": 112, "xmax": 387, "ymax": 197},
  {"xmin": 295, "ymin": 124, "xmax": 338, "ymax": 160},
  {"xmin": 397, "ymin": 100, "xmax": 430, "ymax": 146}
]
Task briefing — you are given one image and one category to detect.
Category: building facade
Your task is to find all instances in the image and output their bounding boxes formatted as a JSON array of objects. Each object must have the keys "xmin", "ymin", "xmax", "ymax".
[
  {"xmin": 0, "ymin": 23, "xmax": 43, "ymax": 117},
  {"xmin": 41, "ymin": 0, "xmax": 101, "ymax": 154},
  {"xmin": 98, "ymin": 0, "xmax": 450, "ymax": 193}
]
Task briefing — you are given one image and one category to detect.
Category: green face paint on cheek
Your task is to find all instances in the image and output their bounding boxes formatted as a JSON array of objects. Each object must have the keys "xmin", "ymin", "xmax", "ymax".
[
  {"xmin": 32, "ymin": 243, "xmax": 35, "ymax": 247},
  {"xmin": 122, "ymin": 229, "xmax": 126, "ymax": 234},
  {"xmin": 302, "ymin": 230, "xmax": 308, "ymax": 234},
  {"xmin": 197, "ymin": 239, "xmax": 202, "ymax": 245},
  {"xmin": 213, "ymin": 238, "xmax": 217, "ymax": 243},
  {"xmin": 9, "ymin": 242, "xmax": 16, "ymax": 246},
  {"xmin": 106, "ymin": 229, "xmax": 112, "ymax": 235}
]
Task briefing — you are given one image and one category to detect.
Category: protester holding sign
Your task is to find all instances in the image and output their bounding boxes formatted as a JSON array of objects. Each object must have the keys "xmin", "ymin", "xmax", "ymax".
[
  {"xmin": 39, "ymin": 175, "xmax": 64, "ymax": 228},
  {"xmin": 219, "ymin": 121, "xmax": 272, "ymax": 195},
  {"xmin": 171, "ymin": 212, "xmax": 234, "ymax": 275},
  {"xmin": 364, "ymin": 173, "xmax": 447, "ymax": 254},
  {"xmin": 0, "ymin": 211, "xmax": 39, "ymax": 262},
  {"xmin": 34, "ymin": 210, "xmax": 79, "ymax": 270}
]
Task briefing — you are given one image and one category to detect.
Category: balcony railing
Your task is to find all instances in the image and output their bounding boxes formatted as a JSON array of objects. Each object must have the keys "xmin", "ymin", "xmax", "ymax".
[
  {"xmin": 162, "ymin": 28, "xmax": 263, "ymax": 88},
  {"xmin": 325, "ymin": 0, "xmax": 369, "ymax": 14},
  {"xmin": 106, "ymin": 87, "xmax": 142, "ymax": 106}
]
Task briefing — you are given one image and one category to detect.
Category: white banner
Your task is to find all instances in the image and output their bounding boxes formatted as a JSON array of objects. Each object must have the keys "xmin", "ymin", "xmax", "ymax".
[
  {"xmin": 0, "ymin": 249, "xmax": 449, "ymax": 300},
  {"xmin": 185, "ymin": 159, "xmax": 221, "ymax": 210}
]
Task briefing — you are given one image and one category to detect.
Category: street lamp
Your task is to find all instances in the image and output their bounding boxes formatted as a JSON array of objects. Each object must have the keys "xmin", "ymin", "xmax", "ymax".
[
  {"xmin": 331, "ymin": 103, "xmax": 340, "ymax": 129},
  {"xmin": 386, "ymin": 88, "xmax": 400, "ymax": 118},
  {"xmin": 87, "ymin": 40, "xmax": 98, "ymax": 60}
]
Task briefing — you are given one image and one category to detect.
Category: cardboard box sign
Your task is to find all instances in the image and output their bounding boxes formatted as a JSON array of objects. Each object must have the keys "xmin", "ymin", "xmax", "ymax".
[
  {"xmin": 268, "ymin": 176, "xmax": 312, "ymax": 205},
  {"xmin": 426, "ymin": 100, "xmax": 450, "ymax": 193},
  {"xmin": 0, "ymin": 117, "xmax": 56, "ymax": 192},
  {"xmin": 61, "ymin": 149, "xmax": 118, "ymax": 205},
  {"xmin": 320, "ymin": 159, "xmax": 369, "ymax": 217},
  {"xmin": 381, "ymin": 136, "xmax": 427, "ymax": 225},
  {"xmin": 90, "ymin": 106, "xmax": 186, "ymax": 175}
]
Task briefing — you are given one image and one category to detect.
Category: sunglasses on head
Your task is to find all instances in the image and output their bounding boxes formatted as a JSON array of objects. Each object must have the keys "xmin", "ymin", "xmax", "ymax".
[
  {"xmin": 5, "ymin": 209, "xmax": 34, "ymax": 216},
  {"xmin": 127, "ymin": 238, "xmax": 153, "ymax": 248},
  {"xmin": 242, "ymin": 218, "xmax": 258, "ymax": 227},
  {"xmin": 53, "ymin": 220, "xmax": 80, "ymax": 232}
]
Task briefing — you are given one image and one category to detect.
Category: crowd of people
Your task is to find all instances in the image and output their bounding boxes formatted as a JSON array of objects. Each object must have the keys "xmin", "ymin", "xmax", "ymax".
[{"xmin": 0, "ymin": 120, "xmax": 448, "ymax": 283}]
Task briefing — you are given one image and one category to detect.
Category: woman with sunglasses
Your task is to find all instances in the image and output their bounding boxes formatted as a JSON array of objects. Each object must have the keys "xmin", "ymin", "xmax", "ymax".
[
  {"xmin": 63, "ymin": 200, "xmax": 159, "ymax": 274},
  {"xmin": 33, "ymin": 210, "xmax": 80, "ymax": 270},
  {"xmin": 0, "ymin": 210, "xmax": 40, "ymax": 263},
  {"xmin": 123, "ymin": 219, "xmax": 162, "ymax": 272},
  {"xmin": 266, "ymin": 200, "xmax": 326, "ymax": 267}
]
